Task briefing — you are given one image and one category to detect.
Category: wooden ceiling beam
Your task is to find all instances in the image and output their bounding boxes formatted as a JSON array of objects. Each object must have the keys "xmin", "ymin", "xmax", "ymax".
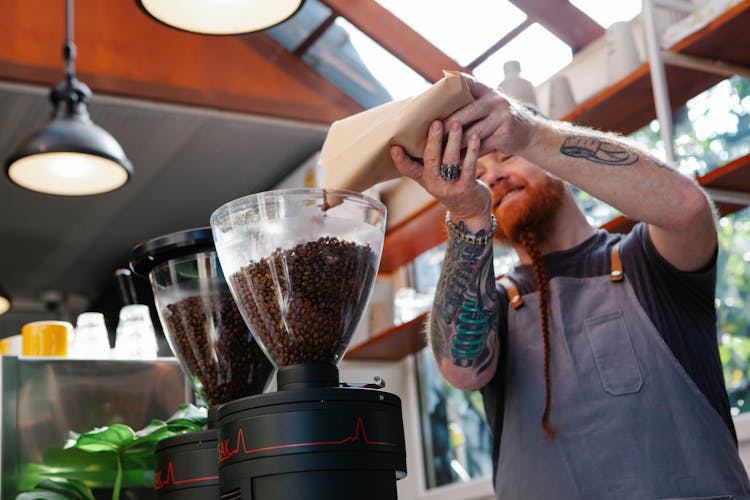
[
  {"xmin": 0, "ymin": 0, "xmax": 363, "ymax": 124},
  {"xmin": 508, "ymin": 0, "xmax": 604, "ymax": 52},
  {"xmin": 467, "ymin": 18, "xmax": 534, "ymax": 70},
  {"xmin": 319, "ymin": 0, "xmax": 467, "ymax": 83}
]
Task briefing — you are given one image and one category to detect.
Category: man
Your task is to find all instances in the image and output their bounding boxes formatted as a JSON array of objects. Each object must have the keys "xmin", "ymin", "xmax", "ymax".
[{"xmin": 389, "ymin": 75, "xmax": 750, "ymax": 499}]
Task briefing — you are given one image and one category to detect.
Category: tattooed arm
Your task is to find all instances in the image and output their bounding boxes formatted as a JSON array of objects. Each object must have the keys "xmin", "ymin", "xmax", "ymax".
[
  {"xmin": 430, "ymin": 221, "xmax": 500, "ymax": 390},
  {"xmin": 389, "ymin": 113, "xmax": 501, "ymax": 388},
  {"xmin": 527, "ymin": 121, "xmax": 715, "ymax": 272},
  {"xmin": 446, "ymin": 75, "xmax": 716, "ymax": 272}
]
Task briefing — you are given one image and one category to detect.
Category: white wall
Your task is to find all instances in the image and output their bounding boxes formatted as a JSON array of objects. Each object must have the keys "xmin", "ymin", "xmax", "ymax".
[{"xmin": 734, "ymin": 413, "xmax": 750, "ymax": 473}]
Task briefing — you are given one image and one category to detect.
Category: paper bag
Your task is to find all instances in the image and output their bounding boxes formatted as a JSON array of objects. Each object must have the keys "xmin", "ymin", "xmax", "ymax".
[{"xmin": 319, "ymin": 72, "xmax": 474, "ymax": 193}]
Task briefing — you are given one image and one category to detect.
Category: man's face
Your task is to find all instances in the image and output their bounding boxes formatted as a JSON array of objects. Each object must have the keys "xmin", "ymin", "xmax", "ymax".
[{"xmin": 476, "ymin": 152, "xmax": 565, "ymax": 244}]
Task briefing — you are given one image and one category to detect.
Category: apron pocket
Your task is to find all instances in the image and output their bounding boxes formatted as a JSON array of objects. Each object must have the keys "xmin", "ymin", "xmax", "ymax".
[{"xmin": 584, "ymin": 311, "xmax": 643, "ymax": 395}]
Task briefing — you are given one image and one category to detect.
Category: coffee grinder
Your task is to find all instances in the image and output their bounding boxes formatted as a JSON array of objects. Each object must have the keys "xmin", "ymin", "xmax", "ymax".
[
  {"xmin": 130, "ymin": 227, "xmax": 276, "ymax": 498},
  {"xmin": 210, "ymin": 188, "xmax": 407, "ymax": 500}
]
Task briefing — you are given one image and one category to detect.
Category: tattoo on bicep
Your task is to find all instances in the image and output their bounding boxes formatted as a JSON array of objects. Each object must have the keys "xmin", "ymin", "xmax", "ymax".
[
  {"xmin": 560, "ymin": 136, "xmax": 639, "ymax": 165},
  {"xmin": 431, "ymin": 233, "xmax": 499, "ymax": 374}
]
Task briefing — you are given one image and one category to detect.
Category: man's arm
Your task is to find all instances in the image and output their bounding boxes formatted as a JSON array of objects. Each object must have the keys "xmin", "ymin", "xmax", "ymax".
[
  {"xmin": 525, "ymin": 124, "xmax": 716, "ymax": 271},
  {"xmin": 389, "ymin": 120, "xmax": 501, "ymax": 390},
  {"xmin": 447, "ymin": 76, "xmax": 717, "ymax": 272},
  {"xmin": 430, "ymin": 221, "xmax": 500, "ymax": 390}
]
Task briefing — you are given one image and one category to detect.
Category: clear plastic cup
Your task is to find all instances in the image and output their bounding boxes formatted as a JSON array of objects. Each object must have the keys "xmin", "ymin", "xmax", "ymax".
[
  {"xmin": 114, "ymin": 304, "xmax": 159, "ymax": 360},
  {"xmin": 70, "ymin": 312, "xmax": 111, "ymax": 358}
]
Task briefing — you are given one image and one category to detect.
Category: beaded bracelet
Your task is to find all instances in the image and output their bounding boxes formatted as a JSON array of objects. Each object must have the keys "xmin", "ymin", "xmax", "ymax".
[{"xmin": 445, "ymin": 212, "xmax": 497, "ymax": 246}]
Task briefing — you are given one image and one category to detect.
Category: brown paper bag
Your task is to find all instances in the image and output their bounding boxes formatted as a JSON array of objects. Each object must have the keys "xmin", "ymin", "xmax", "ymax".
[{"xmin": 319, "ymin": 72, "xmax": 475, "ymax": 193}]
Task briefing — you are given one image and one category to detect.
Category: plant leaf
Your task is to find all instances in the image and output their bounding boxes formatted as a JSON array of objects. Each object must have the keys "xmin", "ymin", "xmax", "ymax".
[
  {"xmin": 167, "ymin": 404, "xmax": 208, "ymax": 425},
  {"xmin": 16, "ymin": 477, "xmax": 95, "ymax": 500},
  {"xmin": 73, "ymin": 424, "xmax": 135, "ymax": 453},
  {"xmin": 16, "ymin": 492, "xmax": 71, "ymax": 500}
]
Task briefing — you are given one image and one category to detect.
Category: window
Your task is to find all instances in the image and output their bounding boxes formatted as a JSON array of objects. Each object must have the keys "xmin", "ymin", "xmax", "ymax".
[
  {"xmin": 416, "ymin": 347, "xmax": 494, "ymax": 488},
  {"xmin": 375, "ymin": 0, "xmax": 527, "ymax": 66},
  {"xmin": 718, "ymin": 207, "xmax": 750, "ymax": 415},
  {"xmin": 473, "ymin": 23, "xmax": 572, "ymax": 88},
  {"xmin": 404, "ymin": 242, "xmax": 516, "ymax": 490}
]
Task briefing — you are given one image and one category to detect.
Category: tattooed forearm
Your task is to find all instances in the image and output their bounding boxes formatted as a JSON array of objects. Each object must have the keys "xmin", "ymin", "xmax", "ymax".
[
  {"xmin": 430, "ymin": 226, "xmax": 499, "ymax": 374},
  {"xmin": 560, "ymin": 136, "xmax": 639, "ymax": 165}
]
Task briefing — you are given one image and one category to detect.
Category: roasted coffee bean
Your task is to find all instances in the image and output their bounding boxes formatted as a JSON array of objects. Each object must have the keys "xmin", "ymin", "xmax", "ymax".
[
  {"xmin": 230, "ymin": 236, "xmax": 376, "ymax": 366},
  {"xmin": 163, "ymin": 291, "xmax": 274, "ymax": 406}
]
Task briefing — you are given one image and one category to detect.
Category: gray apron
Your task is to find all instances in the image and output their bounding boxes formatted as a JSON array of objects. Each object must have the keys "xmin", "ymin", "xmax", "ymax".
[{"xmin": 496, "ymin": 267, "xmax": 750, "ymax": 499}]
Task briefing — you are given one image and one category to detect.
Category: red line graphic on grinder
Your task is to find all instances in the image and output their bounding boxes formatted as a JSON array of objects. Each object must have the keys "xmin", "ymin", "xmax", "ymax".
[
  {"xmin": 154, "ymin": 461, "xmax": 219, "ymax": 490},
  {"xmin": 217, "ymin": 416, "xmax": 397, "ymax": 463}
]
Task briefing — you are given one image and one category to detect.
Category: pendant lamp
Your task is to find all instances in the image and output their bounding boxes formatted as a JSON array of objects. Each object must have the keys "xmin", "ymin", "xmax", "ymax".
[
  {"xmin": 5, "ymin": 0, "xmax": 132, "ymax": 196},
  {"xmin": 136, "ymin": 0, "xmax": 305, "ymax": 35},
  {"xmin": 0, "ymin": 284, "xmax": 10, "ymax": 315}
]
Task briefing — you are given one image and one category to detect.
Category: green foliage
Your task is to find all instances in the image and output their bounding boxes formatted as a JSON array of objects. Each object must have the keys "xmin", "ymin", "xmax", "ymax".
[
  {"xmin": 16, "ymin": 404, "xmax": 208, "ymax": 500},
  {"xmin": 628, "ymin": 76, "xmax": 750, "ymax": 414},
  {"xmin": 631, "ymin": 76, "xmax": 750, "ymax": 176},
  {"xmin": 717, "ymin": 209, "xmax": 750, "ymax": 414}
]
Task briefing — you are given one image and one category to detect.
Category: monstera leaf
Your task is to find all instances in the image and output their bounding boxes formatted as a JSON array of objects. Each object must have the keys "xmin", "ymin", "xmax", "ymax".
[{"xmin": 17, "ymin": 404, "xmax": 207, "ymax": 500}]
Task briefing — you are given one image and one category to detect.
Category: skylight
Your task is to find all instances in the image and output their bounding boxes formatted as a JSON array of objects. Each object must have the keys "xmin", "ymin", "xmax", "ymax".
[
  {"xmin": 474, "ymin": 23, "xmax": 573, "ymax": 87},
  {"xmin": 375, "ymin": 0, "xmax": 527, "ymax": 66},
  {"xmin": 304, "ymin": 17, "xmax": 430, "ymax": 106},
  {"xmin": 569, "ymin": 0, "xmax": 641, "ymax": 28}
]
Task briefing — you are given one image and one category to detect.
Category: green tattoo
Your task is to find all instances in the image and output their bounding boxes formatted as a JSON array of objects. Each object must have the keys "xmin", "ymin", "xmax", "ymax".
[{"xmin": 431, "ymin": 224, "xmax": 498, "ymax": 374}]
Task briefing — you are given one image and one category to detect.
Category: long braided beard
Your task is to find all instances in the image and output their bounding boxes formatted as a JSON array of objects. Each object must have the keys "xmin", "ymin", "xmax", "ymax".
[
  {"xmin": 518, "ymin": 230, "xmax": 557, "ymax": 438},
  {"xmin": 495, "ymin": 175, "xmax": 565, "ymax": 438}
]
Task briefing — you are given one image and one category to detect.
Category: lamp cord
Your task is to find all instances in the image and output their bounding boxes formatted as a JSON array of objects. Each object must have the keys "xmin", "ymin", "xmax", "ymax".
[
  {"xmin": 55, "ymin": 0, "xmax": 89, "ymax": 117},
  {"xmin": 63, "ymin": 0, "xmax": 76, "ymax": 84}
]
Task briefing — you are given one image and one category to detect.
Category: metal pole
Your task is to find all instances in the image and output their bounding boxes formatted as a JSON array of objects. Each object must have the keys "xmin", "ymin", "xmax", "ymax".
[
  {"xmin": 661, "ymin": 51, "xmax": 750, "ymax": 80},
  {"xmin": 653, "ymin": 0, "xmax": 694, "ymax": 14},
  {"xmin": 63, "ymin": 0, "xmax": 76, "ymax": 82},
  {"xmin": 642, "ymin": 0, "xmax": 676, "ymax": 164}
]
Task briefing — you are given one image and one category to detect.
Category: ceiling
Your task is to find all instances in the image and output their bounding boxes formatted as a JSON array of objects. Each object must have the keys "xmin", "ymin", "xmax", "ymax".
[{"xmin": 0, "ymin": 0, "xmax": 612, "ymax": 332}]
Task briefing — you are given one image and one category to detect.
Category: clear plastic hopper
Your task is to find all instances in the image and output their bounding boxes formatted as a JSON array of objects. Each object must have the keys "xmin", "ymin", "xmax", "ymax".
[
  {"xmin": 130, "ymin": 228, "xmax": 275, "ymax": 406},
  {"xmin": 209, "ymin": 188, "xmax": 386, "ymax": 371}
]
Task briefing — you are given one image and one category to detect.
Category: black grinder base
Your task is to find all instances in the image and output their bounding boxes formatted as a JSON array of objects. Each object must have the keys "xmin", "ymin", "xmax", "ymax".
[
  {"xmin": 154, "ymin": 428, "xmax": 219, "ymax": 499},
  {"xmin": 217, "ymin": 364, "xmax": 407, "ymax": 500}
]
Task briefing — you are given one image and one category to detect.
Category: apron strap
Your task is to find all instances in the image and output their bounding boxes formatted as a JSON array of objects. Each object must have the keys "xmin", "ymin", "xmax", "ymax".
[
  {"xmin": 498, "ymin": 276, "xmax": 524, "ymax": 309},
  {"xmin": 610, "ymin": 242, "xmax": 624, "ymax": 282}
]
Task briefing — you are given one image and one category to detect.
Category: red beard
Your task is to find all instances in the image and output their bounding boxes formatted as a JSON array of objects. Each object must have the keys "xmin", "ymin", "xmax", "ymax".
[{"xmin": 494, "ymin": 176, "xmax": 565, "ymax": 245}]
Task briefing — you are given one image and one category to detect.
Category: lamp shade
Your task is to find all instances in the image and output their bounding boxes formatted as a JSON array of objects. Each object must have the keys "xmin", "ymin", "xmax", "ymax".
[
  {"xmin": 136, "ymin": 0, "xmax": 304, "ymax": 35},
  {"xmin": 5, "ymin": 113, "xmax": 133, "ymax": 196}
]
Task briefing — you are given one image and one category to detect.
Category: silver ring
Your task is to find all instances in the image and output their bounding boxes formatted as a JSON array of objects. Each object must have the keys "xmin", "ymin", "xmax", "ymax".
[{"xmin": 440, "ymin": 163, "xmax": 461, "ymax": 182}]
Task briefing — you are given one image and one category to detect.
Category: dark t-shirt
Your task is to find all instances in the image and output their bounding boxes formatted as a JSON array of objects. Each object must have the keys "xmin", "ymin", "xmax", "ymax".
[{"xmin": 481, "ymin": 223, "xmax": 734, "ymax": 464}]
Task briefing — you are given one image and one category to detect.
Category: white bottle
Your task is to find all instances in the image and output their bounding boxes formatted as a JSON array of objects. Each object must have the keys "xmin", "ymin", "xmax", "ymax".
[
  {"xmin": 114, "ymin": 304, "xmax": 158, "ymax": 360},
  {"xmin": 498, "ymin": 60, "xmax": 538, "ymax": 107}
]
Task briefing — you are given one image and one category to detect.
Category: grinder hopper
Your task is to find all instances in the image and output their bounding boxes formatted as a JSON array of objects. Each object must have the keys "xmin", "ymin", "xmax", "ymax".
[
  {"xmin": 130, "ymin": 228, "xmax": 275, "ymax": 407},
  {"xmin": 210, "ymin": 188, "xmax": 385, "ymax": 389}
]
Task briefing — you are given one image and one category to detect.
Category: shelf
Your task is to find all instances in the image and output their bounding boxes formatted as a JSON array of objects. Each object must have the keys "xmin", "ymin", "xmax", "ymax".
[
  {"xmin": 699, "ymin": 152, "xmax": 750, "ymax": 216},
  {"xmin": 357, "ymin": 1, "xmax": 750, "ymax": 361},
  {"xmin": 601, "ymin": 152, "xmax": 750, "ymax": 234},
  {"xmin": 346, "ymin": 312, "xmax": 429, "ymax": 361},
  {"xmin": 564, "ymin": 0, "xmax": 750, "ymax": 135},
  {"xmin": 379, "ymin": 200, "xmax": 445, "ymax": 275}
]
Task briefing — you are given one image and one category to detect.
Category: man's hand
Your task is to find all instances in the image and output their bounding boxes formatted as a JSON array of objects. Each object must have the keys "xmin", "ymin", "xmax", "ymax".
[
  {"xmin": 389, "ymin": 120, "xmax": 493, "ymax": 231},
  {"xmin": 445, "ymin": 75, "xmax": 538, "ymax": 158}
]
